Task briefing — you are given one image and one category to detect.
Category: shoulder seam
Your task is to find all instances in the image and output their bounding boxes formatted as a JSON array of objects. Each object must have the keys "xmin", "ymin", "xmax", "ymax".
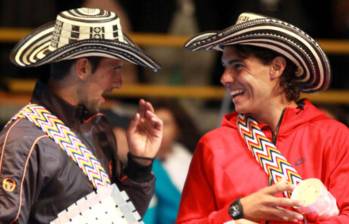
[
  {"xmin": 12, "ymin": 134, "xmax": 48, "ymax": 223},
  {"xmin": 0, "ymin": 118, "xmax": 23, "ymax": 174}
]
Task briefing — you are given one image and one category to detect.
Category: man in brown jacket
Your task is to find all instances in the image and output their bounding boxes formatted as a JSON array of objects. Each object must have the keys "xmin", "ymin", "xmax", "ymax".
[{"xmin": 0, "ymin": 8, "xmax": 163, "ymax": 223}]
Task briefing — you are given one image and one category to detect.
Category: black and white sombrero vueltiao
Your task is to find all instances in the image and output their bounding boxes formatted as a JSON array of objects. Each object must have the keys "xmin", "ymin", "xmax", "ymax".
[
  {"xmin": 185, "ymin": 12, "xmax": 331, "ymax": 92},
  {"xmin": 10, "ymin": 8, "xmax": 160, "ymax": 72}
]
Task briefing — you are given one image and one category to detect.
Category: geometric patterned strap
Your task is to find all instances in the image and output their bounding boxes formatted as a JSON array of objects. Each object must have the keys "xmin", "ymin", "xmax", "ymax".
[
  {"xmin": 237, "ymin": 114, "xmax": 302, "ymax": 196},
  {"xmin": 12, "ymin": 103, "xmax": 111, "ymax": 189}
]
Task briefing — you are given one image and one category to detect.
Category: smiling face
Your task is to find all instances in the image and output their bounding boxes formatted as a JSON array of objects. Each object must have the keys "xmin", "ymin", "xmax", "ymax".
[
  {"xmin": 220, "ymin": 46, "xmax": 280, "ymax": 116},
  {"xmin": 77, "ymin": 58, "xmax": 124, "ymax": 113}
]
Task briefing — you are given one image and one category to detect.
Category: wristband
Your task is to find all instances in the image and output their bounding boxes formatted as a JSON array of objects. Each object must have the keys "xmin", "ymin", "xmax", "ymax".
[{"xmin": 228, "ymin": 199, "xmax": 244, "ymax": 219}]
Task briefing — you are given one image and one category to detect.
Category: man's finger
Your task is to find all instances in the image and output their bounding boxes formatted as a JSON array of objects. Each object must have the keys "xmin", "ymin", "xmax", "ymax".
[
  {"xmin": 145, "ymin": 101, "xmax": 155, "ymax": 112},
  {"xmin": 146, "ymin": 111, "xmax": 163, "ymax": 130},
  {"xmin": 270, "ymin": 206, "xmax": 304, "ymax": 222},
  {"xmin": 270, "ymin": 197, "xmax": 303, "ymax": 208},
  {"xmin": 138, "ymin": 99, "xmax": 147, "ymax": 117},
  {"xmin": 262, "ymin": 181, "xmax": 294, "ymax": 195}
]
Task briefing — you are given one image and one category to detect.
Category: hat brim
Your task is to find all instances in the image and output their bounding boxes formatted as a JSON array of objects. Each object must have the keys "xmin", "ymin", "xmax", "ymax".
[
  {"xmin": 185, "ymin": 18, "xmax": 331, "ymax": 92},
  {"xmin": 10, "ymin": 22, "xmax": 160, "ymax": 72}
]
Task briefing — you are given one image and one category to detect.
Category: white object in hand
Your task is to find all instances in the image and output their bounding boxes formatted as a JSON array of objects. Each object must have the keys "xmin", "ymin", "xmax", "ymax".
[{"xmin": 291, "ymin": 178, "xmax": 339, "ymax": 218}]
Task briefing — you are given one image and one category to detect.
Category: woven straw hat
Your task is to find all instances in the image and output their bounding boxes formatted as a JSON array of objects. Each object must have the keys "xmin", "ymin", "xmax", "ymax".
[
  {"xmin": 185, "ymin": 12, "xmax": 331, "ymax": 92},
  {"xmin": 10, "ymin": 8, "xmax": 160, "ymax": 72}
]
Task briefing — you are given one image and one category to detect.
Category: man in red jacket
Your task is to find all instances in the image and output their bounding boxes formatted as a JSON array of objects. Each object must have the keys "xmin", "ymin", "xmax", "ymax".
[{"xmin": 178, "ymin": 12, "xmax": 349, "ymax": 223}]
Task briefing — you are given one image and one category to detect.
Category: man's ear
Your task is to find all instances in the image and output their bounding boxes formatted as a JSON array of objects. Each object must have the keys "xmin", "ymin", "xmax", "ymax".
[
  {"xmin": 74, "ymin": 58, "xmax": 92, "ymax": 80},
  {"xmin": 270, "ymin": 56, "xmax": 286, "ymax": 80}
]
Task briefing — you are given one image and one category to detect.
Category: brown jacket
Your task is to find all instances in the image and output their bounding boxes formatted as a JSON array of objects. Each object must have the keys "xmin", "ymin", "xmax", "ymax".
[{"xmin": 0, "ymin": 81, "xmax": 154, "ymax": 223}]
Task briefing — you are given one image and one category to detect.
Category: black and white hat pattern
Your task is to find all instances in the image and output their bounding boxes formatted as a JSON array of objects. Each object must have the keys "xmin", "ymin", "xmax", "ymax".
[
  {"xmin": 185, "ymin": 12, "xmax": 331, "ymax": 92},
  {"xmin": 10, "ymin": 8, "xmax": 160, "ymax": 71}
]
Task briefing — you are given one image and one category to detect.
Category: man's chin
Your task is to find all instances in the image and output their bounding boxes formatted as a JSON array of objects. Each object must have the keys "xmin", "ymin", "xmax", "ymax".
[
  {"xmin": 86, "ymin": 102, "xmax": 103, "ymax": 114},
  {"xmin": 234, "ymin": 104, "xmax": 248, "ymax": 114}
]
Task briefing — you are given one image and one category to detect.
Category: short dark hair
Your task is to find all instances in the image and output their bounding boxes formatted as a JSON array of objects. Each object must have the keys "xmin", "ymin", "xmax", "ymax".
[
  {"xmin": 49, "ymin": 57, "xmax": 103, "ymax": 80},
  {"xmin": 233, "ymin": 45, "xmax": 300, "ymax": 101},
  {"xmin": 151, "ymin": 99, "xmax": 201, "ymax": 153}
]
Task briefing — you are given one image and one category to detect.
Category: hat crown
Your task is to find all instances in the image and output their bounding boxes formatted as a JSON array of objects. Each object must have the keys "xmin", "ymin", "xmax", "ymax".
[
  {"xmin": 235, "ymin": 12, "xmax": 266, "ymax": 25},
  {"xmin": 10, "ymin": 7, "xmax": 160, "ymax": 71},
  {"xmin": 50, "ymin": 8, "xmax": 125, "ymax": 51}
]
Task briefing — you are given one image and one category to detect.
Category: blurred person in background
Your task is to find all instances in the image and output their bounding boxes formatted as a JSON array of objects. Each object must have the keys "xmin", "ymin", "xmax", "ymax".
[
  {"xmin": 142, "ymin": 99, "xmax": 200, "ymax": 224},
  {"xmin": 105, "ymin": 99, "xmax": 200, "ymax": 224},
  {"xmin": 178, "ymin": 12, "xmax": 349, "ymax": 223}
]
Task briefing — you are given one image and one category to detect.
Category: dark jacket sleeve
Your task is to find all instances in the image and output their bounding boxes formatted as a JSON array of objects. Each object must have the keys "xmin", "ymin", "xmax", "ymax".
[
  {"xmin": 117, "ymin": 153, "xmax": 155, "ymax": 216},
  {"xmin": 0, "ymin": 120, "xmax": 46, "ymax": 223},
  {"xmin": 98, "ymin": 115, "xmax": 155, "ymax": 216}
]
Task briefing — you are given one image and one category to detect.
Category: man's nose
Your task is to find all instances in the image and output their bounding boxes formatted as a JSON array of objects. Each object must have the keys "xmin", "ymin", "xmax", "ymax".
[
  {"xmin": 220, "ymin": 69, "xmax": 234, "ymax": 85},
  {"xmin": 112, "ymin": 75, "xmax": 122, "ymax": 88}
]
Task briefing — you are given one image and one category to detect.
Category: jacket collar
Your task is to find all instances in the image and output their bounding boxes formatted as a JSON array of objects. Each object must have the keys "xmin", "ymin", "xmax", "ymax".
[
  {"xmin": 31, "ymin": 80, "xmax": 94, "ymax": 129},
  {"xmin": 222, "ymin": 99, "xmax": 328, "ymax": 137}
]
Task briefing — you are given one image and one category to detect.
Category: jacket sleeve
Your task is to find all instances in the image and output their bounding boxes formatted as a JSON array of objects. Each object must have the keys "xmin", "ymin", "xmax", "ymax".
[
  {"xmin": 0, "ymin": 123, "xmax": 47, "ymax": 223},
  {"xmin": 118, "ymin": 153, "xmax": 155, "ymax": 216},
  {"xmin": 99, "ymin": 116, "xmax": 155, "ymax": 217},
  {"xmin": 309, "ymin": 124, "xmax": 349, "ymax": 223},
  {"xmin": 177, "ymin": 139, "xmax": 232, "ymax": 224}
]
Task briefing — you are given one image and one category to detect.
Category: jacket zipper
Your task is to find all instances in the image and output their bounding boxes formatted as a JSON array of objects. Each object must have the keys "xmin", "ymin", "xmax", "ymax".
[
  {"xmin": 268, "ymin": 109, "xmax": 286, "ymax": 186},
  {"xmin": 267, "ymin": 108, "xmax": 308, "ymax": 223},
  {"xmin": 271, "ymin": 109, "xmax": 286, "ymax": 145}
]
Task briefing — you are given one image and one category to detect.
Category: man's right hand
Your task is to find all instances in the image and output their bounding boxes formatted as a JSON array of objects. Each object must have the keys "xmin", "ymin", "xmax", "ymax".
[{"xmin": 240, "ymin": 181, "xmax": 304, "ymax": 223}]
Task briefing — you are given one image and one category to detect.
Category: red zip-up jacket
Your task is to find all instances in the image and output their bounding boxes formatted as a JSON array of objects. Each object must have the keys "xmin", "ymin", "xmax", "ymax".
[{"xmin": 177, "ymin": 100, "xmax": 349, "ymax": 224}]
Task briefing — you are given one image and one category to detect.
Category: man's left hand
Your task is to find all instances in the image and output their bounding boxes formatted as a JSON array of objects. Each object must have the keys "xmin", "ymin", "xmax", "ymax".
[{"xmin": 127, "ymin": 99, "xmax": 163, "ymax": 166}]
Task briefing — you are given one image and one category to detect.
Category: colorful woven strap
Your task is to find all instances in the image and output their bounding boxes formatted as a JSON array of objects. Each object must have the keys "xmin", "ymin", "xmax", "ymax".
[
  {"xmin": 13, "ymin": 103, "xmax": 111, "ymax": 189},
  {"xmin": 237, "ymin": 114, "xmax": 302, "ymax": 192}
]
